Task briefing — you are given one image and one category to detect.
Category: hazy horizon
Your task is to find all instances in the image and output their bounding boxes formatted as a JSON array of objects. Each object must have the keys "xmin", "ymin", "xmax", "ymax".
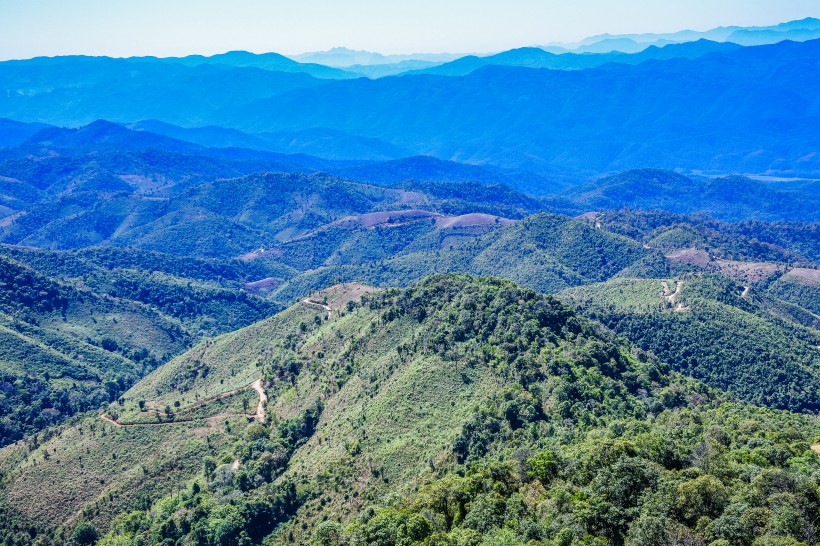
[{"xmin": 0, "ymin": 0, "xmax": 817, "ymax": 61}]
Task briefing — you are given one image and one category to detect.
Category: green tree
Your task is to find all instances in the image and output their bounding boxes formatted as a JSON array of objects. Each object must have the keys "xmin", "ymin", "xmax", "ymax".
[
  {"xmin": 677, "ymin": 475, "xmax": 729, "ymax": 523},
  {"xmin": 70, "ymin": 522, "xmax": 100, "ymax": 546},
  {"xmin": 526, "ymin": 450, "xmax": 558, "ymax": 484}
]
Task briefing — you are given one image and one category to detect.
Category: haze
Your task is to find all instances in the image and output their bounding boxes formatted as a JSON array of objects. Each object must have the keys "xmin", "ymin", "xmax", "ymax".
[{"xmin": 0, "ymin": 0, "xmax": 818, "ymax": 60}]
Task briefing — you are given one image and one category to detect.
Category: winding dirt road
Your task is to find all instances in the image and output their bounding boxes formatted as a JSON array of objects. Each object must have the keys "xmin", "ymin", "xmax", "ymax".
[
  {"xmin": 302, "ymin": 298, "xmax": 333, "ymax": 313},
  {"xmin": 251, "ymin": 378, "xmax": 267, "ymax": 423},
  {"xmin": 661, "ymin": 280, "xmax": 690, "ymax": 312},
  {"xmin": 100, "ymin": 378, "xmax": 267, "ymax": 427}
]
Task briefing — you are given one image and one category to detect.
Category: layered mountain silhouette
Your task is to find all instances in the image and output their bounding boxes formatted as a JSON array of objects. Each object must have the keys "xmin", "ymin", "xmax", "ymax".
[{"xmin": 3, "ymin": 39, "xmax": 818, "ymax": 179}]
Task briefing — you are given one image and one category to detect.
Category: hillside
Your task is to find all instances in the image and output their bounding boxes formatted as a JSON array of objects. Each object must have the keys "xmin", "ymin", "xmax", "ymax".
[
  {"xmin": 405, "ymin": 40, "xmax": 742, "ymax": 77},
  {"xmin": 216, "ymin": 39, "xmax": 820, "ymax": 177},
  {"xmin": 0, "ymin": 245, "xmax": 283, "ymax": 446},
  {"xmin": 253, "ymin": 207, "xmax": 818, "ymax": 310},
  {"xmin": 545, "ymin": 17, "xmax": 820, "ymax": 52},
  {"xmin": 0, "ymin": 137, "xmax": 555, "ymax": 257},
  {"xmin": 0, "ymin": 57, "xmax": 329, "ymax": 127},
  {"xmin": 255, "ymin": 212, "xmax": 661, "ymax": 302},
  {"xmin": 559, "ymin": 273, "xmax": 820, "ymax": 412},
  {"xmin": 154, "ymin": 50, "xmax": 356, "ymax": 79},
  {"xmin": 564, "ymin": 169, "xmax": 820, "ymax": 222},
  {"xmin": 1, "ymin": 275, "xmax": 817, "ymax": 546},
  {"xmin": 581, "ymin": 209, "xmax": 820, "ymax": 264},
  {"xmin": 0, "ymin": 119, "xmax": 52, "ymax": 149}
]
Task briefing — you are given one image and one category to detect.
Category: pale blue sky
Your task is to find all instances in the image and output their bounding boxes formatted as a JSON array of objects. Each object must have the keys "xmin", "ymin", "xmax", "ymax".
[{"xmin": 0, "ymin": 0, "xmax": 817, "ymax": 60}]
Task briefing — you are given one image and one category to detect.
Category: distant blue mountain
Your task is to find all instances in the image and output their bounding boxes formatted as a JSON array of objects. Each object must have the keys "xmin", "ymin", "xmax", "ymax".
[
  {"xmin": 1, "ymin": 39, "xmax": 818, "ymax": 180},
  {"xmin": 547, "ymin": 16, "xmax": 820, "ymax": 53},
  {"xmin": 2, "ymin": 120, "xmax": 566, "ymax": 196},
  {"xmin": 404, "ymin": 40, "xmax": 742, "ymax": 76},
  {"xmin": 562, "ymin": 168, "xmax": 820, "ymax": 222},
  {"xmin": 153, "ymin": 50, "xmax": 357, "ymax": 79},
  {"xmin": 128, "ymin": 120, "xmax": 408, "ymax": 161},
  {"xmin": 332, "ymin": 155, "xmax": 571, "ymax": 195},
  {"xmin": 216, "ymin": 39, "xmax": 820, "ymax": 177},
  {"xmin": 727, "ymin": 27, "xmax": 820, "ymax": 46},
  {"xmin": 0, "ymin": 118, "xmax": 51, "ymax": 148},
  {"xmin": 290, "ymin": 47, "xmax": 461, "ymax": 67},
  {"xmin": 21, "ymin": 119, "xmax": 208, "ymax": 154},
  {"xmin": 0, "ymin": 56, "xmax": 327, "ymax": 126}
]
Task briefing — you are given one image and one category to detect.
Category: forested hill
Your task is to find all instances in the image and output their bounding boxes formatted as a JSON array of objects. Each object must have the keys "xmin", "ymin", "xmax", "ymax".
[
  {"xmin": 0, "ymin": 245, "xmax": 284, "ymax": 446},
  {"xmin": 1, "ymin": 275, "xmax": 817, "ymax": 546}
]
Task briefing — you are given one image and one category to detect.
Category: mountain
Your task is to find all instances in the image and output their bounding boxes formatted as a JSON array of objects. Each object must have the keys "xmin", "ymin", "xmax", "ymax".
[
  {"xmin": 216, "ymin": 39, "xmax": 820, "ymax": 178},
  {"xmin": 18, "ymin": 119, "xmax": 208, "ymax": 155},
  {"xmin": 0, "ymin": 118, "xmax": 52, "ymax": 149},
  {"xmin": 259, "ymin": 212, "xmax": 659, "ymax": 303},
  {"xmin": 0, "ymin": 56, "xmax": 328, "ymax": 126},
  {"xmin": 549, "ymin": 17, "xmax": 820, "ymax": 52},
  {"xmin": 334, "ymin": 155, "xmax": 571, "ymax": 195},
  {"xmin": 406, "ymin": 40, "xmax": 743, "ymax": 77},
  {"xmin": 578, "ymin": 208, "xmax": 820, "ymax": 264},
  {"xmin": 0, "ymin": 163, "xmax": 545, "ymax": 258},
  {"xmin": 0, "ymin": 124, "xmax": 571, "ymax": 255},
  {"xmin": 0, "ymin": 244, "xmax": 284, "ymax": 446},
  {"xmin": 562, "ymin": 169, "xmax": 820, "ymax": 222},
  {"xmin": 128, "ymin": 120, "xmax": 410, "ymax": 161},
  {"xmin": 155, "ymin": 50, "xmax": 356, "ymax": 79},
  {"xmin": 345, "ymin": 59, "xmax": 445, "ymax": 78},
  {"xmin": 248, "ymin": 209, "xmax": 820, "ymax": 410},
  {"xmin": 1, "ymin": 275, "xmax": 817, "ymax": 546},
  {"xmin": 290, "ymin": 47, "xmax": 462, "ymax": 67},
  {"xmin": 3, "ymin": 40, "xmax": 819, "ymax": 179},
  {"xmin": 560, "ymin": 273, "xmax": 820, "ymax": 412}
]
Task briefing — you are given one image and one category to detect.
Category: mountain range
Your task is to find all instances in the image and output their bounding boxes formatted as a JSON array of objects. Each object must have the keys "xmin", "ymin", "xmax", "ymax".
[
  {"xmin": 2, "ymin": 35, "xmax": 819, "ymax": 179},
  {"xmin": 0, "ymin": 16, "xmax": 819, "ymax": 546},
  {"xmin": 542, "ymin": 16, "xmax": 820, "ymax": 52}
]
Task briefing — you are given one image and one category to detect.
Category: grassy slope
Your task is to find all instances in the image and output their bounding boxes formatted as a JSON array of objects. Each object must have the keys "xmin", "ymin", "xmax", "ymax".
[
  {"xmin": 0, "ymin": 411, "xmax": 244, "ymax": 534},
  {"xmin": 559, "ymin": 274, "xmax": 820, "ymax": 411},
  {"xmin": 0, "ymin": 276, "xmax": 583, "ymax": 535},
  {"xmin": 0, "ymin": 246, "xmax": 288, "ymax": 446}
]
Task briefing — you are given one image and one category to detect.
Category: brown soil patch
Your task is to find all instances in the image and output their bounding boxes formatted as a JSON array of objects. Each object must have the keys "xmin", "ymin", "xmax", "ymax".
[
  {"xmin": 575, "ymin": 212, "xmax": 601, "ymax": 222},
  {"xmin": 714, "ymin": 260, "xmax": 788, "ymax": 283},
  {"xmin": 435, "ymin": 213, "xmax": 513, "ymax": 229},
  {"xmin": 666, "ymin": 248, "xmax": 712, "ymax": 268},
  {"xmin": 782, "ymin": 268, "xmax": 820, "ymax": 287},
  {"xmin": 307, "ymin": 282, "xmax": 379, "ymax": 312},
  {"xmin": 243, "ymin": 277, "xmax": 283, "ymax": 295},
  {"xmin": 334, "ymin": 210, "xmax": 441, "ymax": 229}
]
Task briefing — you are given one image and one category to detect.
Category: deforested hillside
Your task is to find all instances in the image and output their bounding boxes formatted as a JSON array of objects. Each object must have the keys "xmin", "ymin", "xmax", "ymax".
[{"xmin": 1, "ymin": 275, "xmax": 818, "ymax": 546}]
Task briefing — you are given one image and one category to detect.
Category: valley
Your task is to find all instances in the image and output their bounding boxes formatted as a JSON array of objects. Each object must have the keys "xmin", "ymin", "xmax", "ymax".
[{"xmin": 0, "ymin": 11, "xmax": 819, "ymax": 546}]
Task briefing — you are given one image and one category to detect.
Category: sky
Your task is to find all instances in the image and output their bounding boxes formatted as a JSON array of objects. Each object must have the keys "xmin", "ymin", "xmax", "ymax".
[{"xmin": 0, "ymin": 0, "xmax": 818, "ymax": 60}]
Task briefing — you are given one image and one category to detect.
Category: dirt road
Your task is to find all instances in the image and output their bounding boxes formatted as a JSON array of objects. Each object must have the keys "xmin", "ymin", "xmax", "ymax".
[
  {"xmin": 100, "ymin": 378, "xmax": 268, "ymax": 427},
  {"xmin": 251, "ymin": 378, "xmax": 267, "ymax": 423},
  {"xmin": 661, "ymin": 280, "xmax": 690, "ymax": 312},
  {"xmin": 302, "ymin": 298, "xmax": 333, "ymax": 313}
]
